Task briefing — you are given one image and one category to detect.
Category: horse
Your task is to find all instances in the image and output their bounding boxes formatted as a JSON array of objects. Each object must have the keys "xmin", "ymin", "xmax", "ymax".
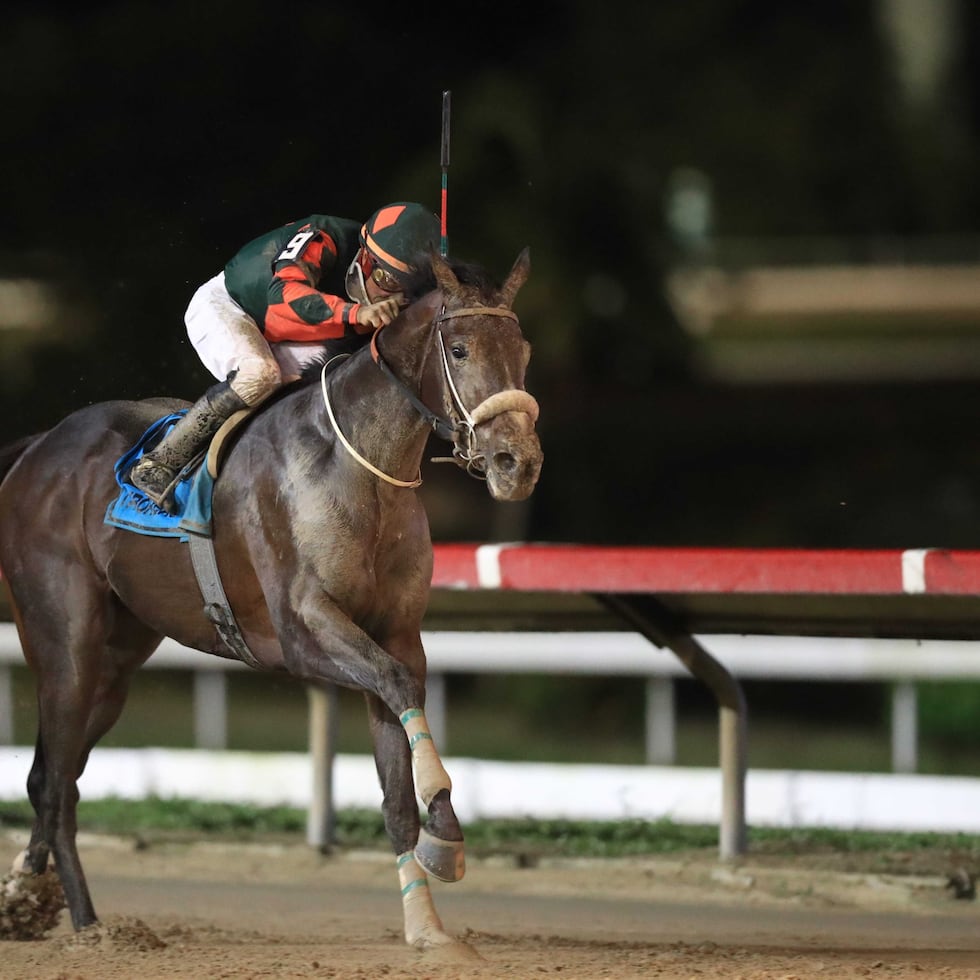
[{"xmin": 0, "ymin": 248, "xmax": 543, "ymax": 951}]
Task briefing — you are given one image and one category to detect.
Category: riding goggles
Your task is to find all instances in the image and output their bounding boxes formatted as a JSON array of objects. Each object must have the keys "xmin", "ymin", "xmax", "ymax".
[{"xmin": 344, "ymin": 249, "xmax": 403, "ymax": 304}]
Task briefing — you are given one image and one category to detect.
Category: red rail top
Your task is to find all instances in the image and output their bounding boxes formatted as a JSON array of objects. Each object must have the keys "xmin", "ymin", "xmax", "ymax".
[
  {"xmin": 4, "ymin": 545, "xmax": 980, "ymax": 597},
  {"xmin": 431, "ymin": 544, "xmax": 980, "ymax": 597}
]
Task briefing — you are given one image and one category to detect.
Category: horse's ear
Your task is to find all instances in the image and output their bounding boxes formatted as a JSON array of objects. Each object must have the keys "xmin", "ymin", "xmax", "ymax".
[
  {"xmin": 499, "ymin": 247, "xmax": 531, "ymax": 309},
  {"xmin": 430, "ymin": 248, "xmax": 459, "ymax": 294}
]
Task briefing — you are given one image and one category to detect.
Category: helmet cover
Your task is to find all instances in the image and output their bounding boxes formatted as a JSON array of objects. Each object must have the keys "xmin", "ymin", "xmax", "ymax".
[{"xmin": 360, "ymin": 202, "xmax": 440, "ymax": 281}]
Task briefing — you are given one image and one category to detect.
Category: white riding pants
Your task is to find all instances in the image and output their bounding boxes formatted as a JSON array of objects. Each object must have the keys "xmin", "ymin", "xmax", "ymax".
[{"xmin": 185, "ymin": 272, "xmax": 330, "ymax": 405}]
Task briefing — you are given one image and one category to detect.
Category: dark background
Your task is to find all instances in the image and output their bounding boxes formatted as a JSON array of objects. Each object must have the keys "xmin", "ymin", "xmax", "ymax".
[
  {"xmin": 3, "ymin": 0, "xmax": 980, "ymax": 549},
  {"xmin": 3, "ymin": 1, "xmax": 980, "ymax": 769}
]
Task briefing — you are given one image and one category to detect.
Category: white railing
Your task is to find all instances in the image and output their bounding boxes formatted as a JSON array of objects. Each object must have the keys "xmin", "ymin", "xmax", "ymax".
[{"xmin": 3, "ymin": 623, "xmax": 979, "ymax": 772}]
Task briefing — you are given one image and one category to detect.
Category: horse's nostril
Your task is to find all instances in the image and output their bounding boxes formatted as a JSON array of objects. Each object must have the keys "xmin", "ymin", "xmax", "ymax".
[{"xmin": 494, "ymin": 452, "xmax": 517, "ymax": 475}]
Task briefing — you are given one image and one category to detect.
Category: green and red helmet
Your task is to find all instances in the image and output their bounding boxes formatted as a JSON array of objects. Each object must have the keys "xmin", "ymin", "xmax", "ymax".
[{"xmin": 360, "ymin": 202, "xmax": 440, "ymax": 281}]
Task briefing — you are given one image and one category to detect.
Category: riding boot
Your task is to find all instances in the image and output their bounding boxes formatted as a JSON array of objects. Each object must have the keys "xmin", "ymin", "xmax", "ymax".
[{"xmin": 129, "ymin": 379, "xmax": 249, "ymax": 512}]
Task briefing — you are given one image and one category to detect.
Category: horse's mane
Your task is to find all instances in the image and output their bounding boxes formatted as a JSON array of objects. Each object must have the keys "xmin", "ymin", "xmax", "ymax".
[
  {"xmin": 400, "ymin": 253, "xmax": 502, "ymax": 304},
  {"xmin": 296, "ymin": 254, "xmax": 501, "ymax": 387}
]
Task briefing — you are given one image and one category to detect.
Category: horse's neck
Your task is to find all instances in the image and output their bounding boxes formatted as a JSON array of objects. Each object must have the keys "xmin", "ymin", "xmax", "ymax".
[{"xmin": 325, "ymin": 350, "xmax": 432, "ymax": 484}]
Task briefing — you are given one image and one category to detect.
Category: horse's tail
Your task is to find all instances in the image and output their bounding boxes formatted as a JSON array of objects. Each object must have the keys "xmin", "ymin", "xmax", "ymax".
[{"xmin": 0, "ymin": 433, "xmax": 43, "ymax": 487}]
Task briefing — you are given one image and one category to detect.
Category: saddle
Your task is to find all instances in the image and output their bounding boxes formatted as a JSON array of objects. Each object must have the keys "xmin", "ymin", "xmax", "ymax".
[
  {"xmin": 104, "ymin": 406, "xmax": 256, "ymax": 540},
  {"xmin": 103, "ymin": 405, "xmax": 262, "ymax": 667},
  {"xmin": 206, "ymin": 408, "xmax": 252, "ymax": 479}
]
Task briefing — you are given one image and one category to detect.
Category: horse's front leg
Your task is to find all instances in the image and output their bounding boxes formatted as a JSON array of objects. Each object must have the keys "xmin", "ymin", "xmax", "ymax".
[
  {"xmin": 365, "ymin": 694, "xmax": 462, "ymax": 949},
  {"xmin": 395, "ymin": 707, "xmax": 465, "ymax": 883},
  {"xmin": 275, "ymin": 598, "xmax": 468, "ymax": 945},
  {"xmin": 282, "ymin": 602, "xmax": 465, "ymax": 881}
]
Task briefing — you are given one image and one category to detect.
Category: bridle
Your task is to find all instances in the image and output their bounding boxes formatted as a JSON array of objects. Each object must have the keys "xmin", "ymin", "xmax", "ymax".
[{"xmin": 320, "ymin": 302, "xmax": 538, "ymax": 488}]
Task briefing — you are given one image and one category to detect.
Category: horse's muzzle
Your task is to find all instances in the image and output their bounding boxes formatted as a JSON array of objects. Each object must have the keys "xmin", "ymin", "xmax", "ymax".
[{"xmin": 480, "ymin": 411, "xmax": 543, "ymax": 502}]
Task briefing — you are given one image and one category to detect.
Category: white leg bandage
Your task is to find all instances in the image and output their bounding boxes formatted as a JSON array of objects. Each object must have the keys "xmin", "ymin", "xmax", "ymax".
[
  {"xmin": 400, "ymin": 708, "xmax": 451, "ymax": 806},
  {"xmin": 397, "ymin": 851, "xmax": 451, "ymax": 948}
]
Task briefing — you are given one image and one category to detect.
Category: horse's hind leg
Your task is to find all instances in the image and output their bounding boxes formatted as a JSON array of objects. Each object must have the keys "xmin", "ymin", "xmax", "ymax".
[
  {"xmin": 29, "ymin": 664, "xmax": 102, "ymax": 928},
  {"xmin": 366, "ymin": 694, "xmax": 463, "ymax": 950},
  {"xmin": 15, "ymin": 596, "xmax": 150, "ymax": 930},
  {"xmin": 12, "ymin": 735, "xmax": 53, "ymax": 874}
]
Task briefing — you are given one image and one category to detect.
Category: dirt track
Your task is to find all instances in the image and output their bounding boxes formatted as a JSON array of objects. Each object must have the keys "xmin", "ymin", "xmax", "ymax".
[{"xmin": 1, "ymin": 831, "xmax": 979, "ymax": 979}]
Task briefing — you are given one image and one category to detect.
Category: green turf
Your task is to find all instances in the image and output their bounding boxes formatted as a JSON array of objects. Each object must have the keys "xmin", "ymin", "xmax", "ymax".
[{"xmin": 2, "ymin": 797, "xmax": 978, "ymax": 874}]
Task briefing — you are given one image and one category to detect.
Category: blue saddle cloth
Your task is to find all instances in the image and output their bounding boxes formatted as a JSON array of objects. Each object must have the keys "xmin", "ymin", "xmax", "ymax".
[{"xmin": 104, "ymin": 412, "xmax": 216, "ymax": 540}]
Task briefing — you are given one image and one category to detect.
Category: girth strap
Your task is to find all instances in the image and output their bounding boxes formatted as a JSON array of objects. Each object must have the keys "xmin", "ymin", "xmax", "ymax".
[{"xmin": 188, "ymin": 534, "xmax": 262, "ymax": 669}]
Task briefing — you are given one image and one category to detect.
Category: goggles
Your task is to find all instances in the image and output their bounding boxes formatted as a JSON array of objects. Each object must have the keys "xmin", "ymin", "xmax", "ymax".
[{"xmin": 345, "ymin": 248, "xmax": 403, "ymax": 304}]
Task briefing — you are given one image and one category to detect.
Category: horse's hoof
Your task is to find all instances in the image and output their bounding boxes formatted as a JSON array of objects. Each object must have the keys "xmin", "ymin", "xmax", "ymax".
[
  {"xmin": 0, "ymin": 868, "xmax": 65, "ymax": 940},
  {"xmin": 415, "ymin": 827, "xmax": 465, "ymax": 883},
  {"xmin": 419, "ymin": 938, "xmax": 483, "ymax": 962},
  {"xmin": 11, "ymin": 849, "xmax": 54, "ymax": 875}
]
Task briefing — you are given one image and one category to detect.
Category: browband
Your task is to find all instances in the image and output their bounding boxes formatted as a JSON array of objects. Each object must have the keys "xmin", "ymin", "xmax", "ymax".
[{"xmin": 435, "ymin": 306, "xmax": 518, "ymax": 324}]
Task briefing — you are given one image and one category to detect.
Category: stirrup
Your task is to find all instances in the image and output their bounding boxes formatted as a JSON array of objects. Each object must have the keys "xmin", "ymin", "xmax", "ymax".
[{"xmin": 129, "ymin": 457, "xmax": 180, "ymax": 513}]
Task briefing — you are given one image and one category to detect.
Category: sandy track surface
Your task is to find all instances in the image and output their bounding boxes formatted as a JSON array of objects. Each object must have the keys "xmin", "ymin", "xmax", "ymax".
[{"xmin": 1, "ymin": 831, "xmax": 978, "ymax": 979}]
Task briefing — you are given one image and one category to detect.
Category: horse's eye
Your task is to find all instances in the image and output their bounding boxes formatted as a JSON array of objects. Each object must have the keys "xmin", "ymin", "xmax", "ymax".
[{"xmin": 450, "ymin": 345, "xmax": 467, "ymax": 360}]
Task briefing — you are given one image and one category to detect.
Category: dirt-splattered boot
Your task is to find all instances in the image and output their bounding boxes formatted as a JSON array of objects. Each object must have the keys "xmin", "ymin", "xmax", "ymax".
[{"xmin": 129, "ymin": 379, "xmax": 247, "ymax": 513}]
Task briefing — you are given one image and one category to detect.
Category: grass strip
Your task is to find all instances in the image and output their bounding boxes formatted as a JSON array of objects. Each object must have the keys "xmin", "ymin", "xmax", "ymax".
[{"xmin": 2, "ymin": 797, "xmax": 978, "ymax": 873}]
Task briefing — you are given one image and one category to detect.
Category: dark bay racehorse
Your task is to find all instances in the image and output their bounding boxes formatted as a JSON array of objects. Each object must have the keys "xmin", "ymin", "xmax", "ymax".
[{"xmin": 0, "ymin": 249, "xmax": 542, "ymax": 950}]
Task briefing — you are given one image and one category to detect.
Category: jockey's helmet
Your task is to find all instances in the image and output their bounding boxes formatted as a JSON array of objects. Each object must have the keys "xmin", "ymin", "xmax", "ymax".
[
  {"xmin": 345, "ymin": 202, "xmax": 440, "ymax": 303},
  {"xmin": 361, "ymin": 202, "xmax": 440, "ymax": 283}
]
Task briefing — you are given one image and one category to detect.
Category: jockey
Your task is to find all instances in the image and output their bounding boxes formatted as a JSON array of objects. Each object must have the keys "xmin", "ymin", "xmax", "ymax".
[{"xmin": 130, "ymin": 202, "xmax": 440, "ymax": 510}]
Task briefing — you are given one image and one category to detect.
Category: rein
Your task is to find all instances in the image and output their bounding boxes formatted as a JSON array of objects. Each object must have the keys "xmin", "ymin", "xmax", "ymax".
[
  {"xmin": 322, "ymin": 303, "xmax": 536, "ymax": 489},
  {"xmin": 320, "ymin": 362, "xmax": 423, "ymax": 488}
]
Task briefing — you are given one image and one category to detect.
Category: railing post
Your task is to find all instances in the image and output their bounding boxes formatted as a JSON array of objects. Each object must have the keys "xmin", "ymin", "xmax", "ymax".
[
  {"xmin": 645, "ymin": 677, "xmax": 676, "ymax": 764},
  {"xmin": 598, "ymin": 594, "xmax": 748, "ymax": 859},
  {"xmin": 193, "ymin": 671, "xmax": 227, "ymax": 749},
  {"xmin": 0, "ymin": 665, "xmax": 12, "ymax": 745},
  {"xmin": 425, "ymin": 672, "xmax": 448, "ymax": 752},
  {"xmin": 307, "ymin": 684, "xmax": 339, "ymax": 850},
  {"xmin": 891, "ymin": 680, "xmax": 918, "ymax": 773},
  {"xmin": 718, "ymin": 701, "xmax": 748, "ymax": 857}
]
